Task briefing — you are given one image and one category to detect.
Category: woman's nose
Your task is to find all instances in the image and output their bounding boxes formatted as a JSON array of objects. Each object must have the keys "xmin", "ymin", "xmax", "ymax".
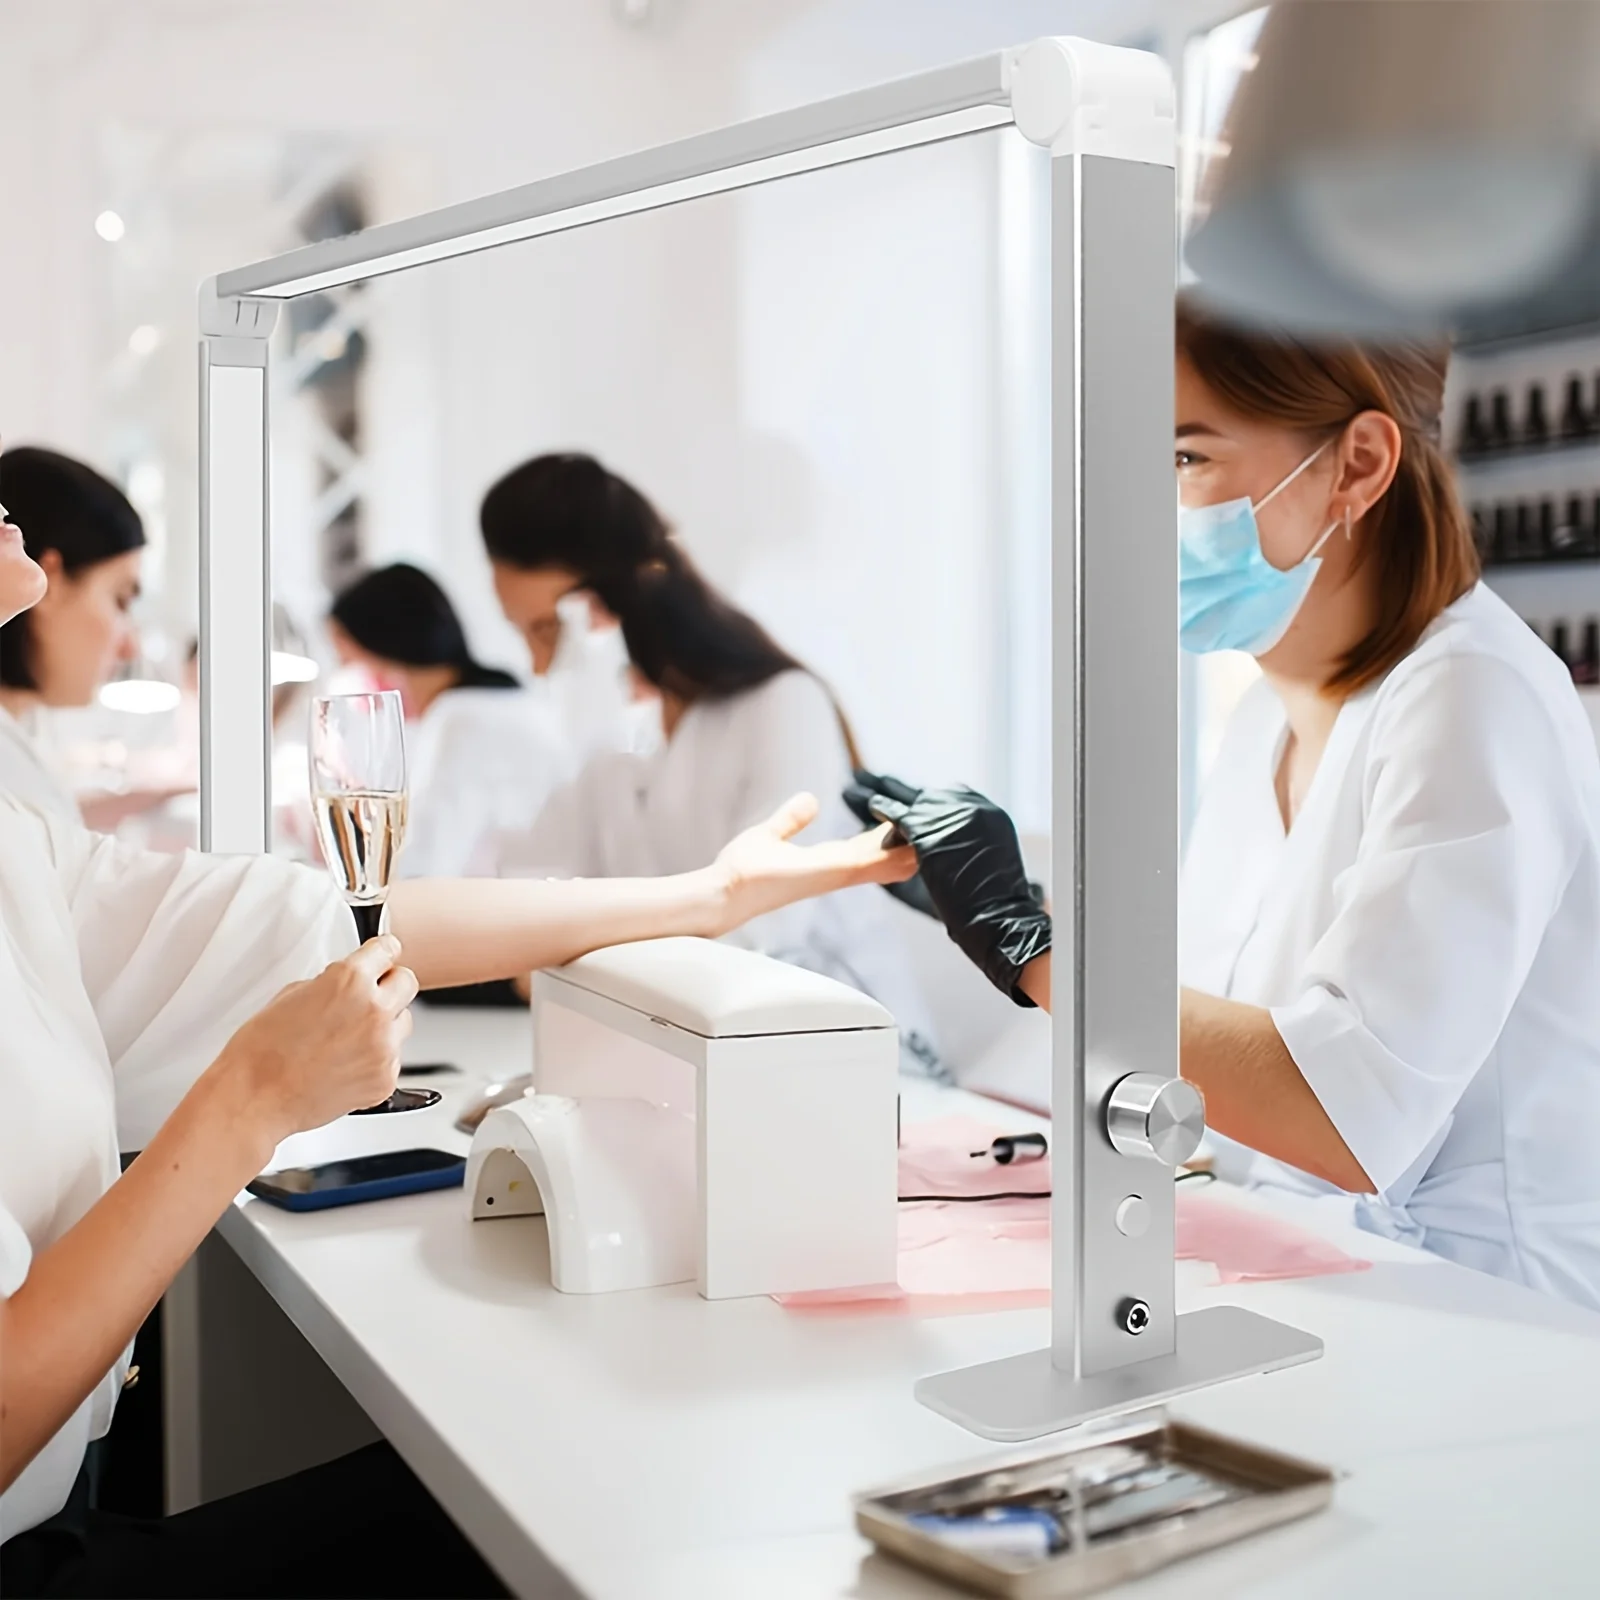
[{"xmin": 119, "ymin": 627, "xmax": 141, "ymax": 664}]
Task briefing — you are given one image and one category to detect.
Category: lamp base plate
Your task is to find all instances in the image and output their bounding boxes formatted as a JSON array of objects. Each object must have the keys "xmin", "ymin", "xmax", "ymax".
[{"xmin": 915, "ymin": 1306, "xmax": 1322, "ymax": 1442}]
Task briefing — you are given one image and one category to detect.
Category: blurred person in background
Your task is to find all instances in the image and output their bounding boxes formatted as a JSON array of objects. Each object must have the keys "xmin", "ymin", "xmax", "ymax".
[
  {"xmin": 479, "ymin": 451, "xmax": 944, "ymax": 1076},
  {"xmin": 327, "ymin": 562, "xmax": 568, "ymax": 881},
  {"xmin": 0, "ymin": 446, "xmax": 189, "ymax": 830}
]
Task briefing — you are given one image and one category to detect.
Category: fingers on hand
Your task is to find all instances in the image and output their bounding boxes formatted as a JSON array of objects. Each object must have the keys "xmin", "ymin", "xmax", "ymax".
[
  {"xmin": 377, "ymin": 963, "xmax": 420, "ymax": 1012},
  {"xmin": 867, "ymin": 794, "xmax": 911, "ymax": 828},
  {"xmin": 765, "ymin": 792, "xmax": 819, "ymax": 840},
  {"xmin": 876, "ymin": 773, "xmax": 921, "ymax": 806},
  {"xmin": 841, "ymin": 783, "xmax": 876, "ymax": 825},
  {"xmin": 347, "ymin": 934, "xmax": 402, "ymax": 982},
  {"xmin": 873, "ymin": 844, "xmax": 919, "ymax": 883}
]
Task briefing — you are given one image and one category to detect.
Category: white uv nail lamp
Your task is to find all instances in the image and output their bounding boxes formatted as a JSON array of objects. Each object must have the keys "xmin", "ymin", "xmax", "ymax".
[{"xmin": 198, "ymin": 36, "xmax": 1320, "ymax": 1440}]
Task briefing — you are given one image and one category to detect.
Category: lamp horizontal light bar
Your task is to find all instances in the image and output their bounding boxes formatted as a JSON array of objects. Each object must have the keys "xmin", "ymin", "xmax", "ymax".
[{"xmin": 219, "ymin": 53, "xmax": 1014, "ymax": 299}]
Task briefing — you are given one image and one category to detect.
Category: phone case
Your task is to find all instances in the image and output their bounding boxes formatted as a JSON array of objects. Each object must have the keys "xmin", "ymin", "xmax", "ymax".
[{"xmin": 247, "ymin": 1160, "xmax": 466, "ymax": 1212}]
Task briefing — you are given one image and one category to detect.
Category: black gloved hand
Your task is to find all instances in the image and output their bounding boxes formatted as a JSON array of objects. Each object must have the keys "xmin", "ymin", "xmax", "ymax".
[
  {"xmin": 843, "ymin": 771, "xmax": 1052, "ymax": 1007},
  {"xmin": 842, "ymin": 771, "xmax": 938, "ymax": 918}
]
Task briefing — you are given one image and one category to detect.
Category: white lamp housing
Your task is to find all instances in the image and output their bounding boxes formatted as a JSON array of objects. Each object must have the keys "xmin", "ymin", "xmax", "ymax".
[{"xmin": 1186, "ymin": 0, "xmax": 1600, "ymax": 338}]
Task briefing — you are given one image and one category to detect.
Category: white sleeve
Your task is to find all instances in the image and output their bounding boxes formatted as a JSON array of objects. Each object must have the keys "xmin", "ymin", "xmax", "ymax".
[
  {"xmin": 730, "ymin": 672, "xmax": 854, "ymax": 840},
  {"xmin": 401, "ymin": 695, "xmax": 571, "ymax": 881},
  {"xmin": 41, "ymin": 816, "xmax": 356, "ymax": 1150},
  {"xmin": 1271, "ymin": 652, "xmax": 1583, "ymax": 1193},
  {"xmin": 0, "ymin": 1198, "xmax": 29, "ymax": 1299},
  {"xmin": 485, "ymin": 764, "xmax": 601, "ymax": 880},
  {"xmin": 721, "ymin": 676, "xmax": 860, "ymax": 959}
]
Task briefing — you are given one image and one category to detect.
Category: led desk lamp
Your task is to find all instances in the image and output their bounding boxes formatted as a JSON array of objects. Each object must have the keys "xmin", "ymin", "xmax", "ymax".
[{"xmin": 199, "ymin": 36, "xmax": 1320, "ymax": 1441}]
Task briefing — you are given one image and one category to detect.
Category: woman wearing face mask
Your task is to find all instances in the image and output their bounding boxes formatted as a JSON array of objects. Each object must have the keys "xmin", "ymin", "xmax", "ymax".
[
  {"xmin": 0, "ymin": 484, "xmax": 913, "ymax": 1592},
  {"xmin": 847, "ymin": 298, "xmax": 1600, "ymax": 1309},
  {"xmin": 478, "ymin": 452, "xmax": 944, "ymax": 1076},
  {"xmin": 328, "ymin": 563, "xmax": 572, "ymax": 881},
  {"xmin": 0, "ymin": 447, "xmax": 187, "ymax": 829}
]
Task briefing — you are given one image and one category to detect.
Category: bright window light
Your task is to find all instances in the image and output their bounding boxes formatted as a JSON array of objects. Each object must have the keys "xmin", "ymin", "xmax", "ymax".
[{"xmin": 95, "ymin": 210, "xmax": 126, "ymax": 242}]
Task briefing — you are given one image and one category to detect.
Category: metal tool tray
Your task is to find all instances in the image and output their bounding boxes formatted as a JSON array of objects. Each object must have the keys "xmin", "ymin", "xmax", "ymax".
[{"xmin": 855, "ymin": 1415, "xmax": 1335, "ymax": 1598}]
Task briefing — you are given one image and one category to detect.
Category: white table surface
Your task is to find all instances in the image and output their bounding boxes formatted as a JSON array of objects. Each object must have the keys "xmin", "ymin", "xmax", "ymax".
[{"xmin": 219, "ymin": 1007, "xmax": 1600, "ymax": 1599}]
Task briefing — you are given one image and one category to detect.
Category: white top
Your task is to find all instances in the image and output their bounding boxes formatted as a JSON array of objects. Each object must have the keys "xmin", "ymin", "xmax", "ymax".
[
  {"xmin": 399, "ymin": 618, "xmax": 657, "ymax": 881},
  {"xmin": 1181, "ymin": 583, "xmax": 1600, "ymax": 1307},
  {"xmin": 0, "ymin": 797, "xmax": 352, "ymax": 1540},
  {"xmin": 549, "ymin": 935, "xmax": 893, "ymax": 1038},
  {"xmin": 0, "ymin": 704, "xmax": 79, "ymax": 823},
  {"xmin": 494, "ymin": 670, "xmax": 942, "ymax": 1075},
  {"xmin": 398, "ymin": 687, "xmax": 574, "ymax": 881}
]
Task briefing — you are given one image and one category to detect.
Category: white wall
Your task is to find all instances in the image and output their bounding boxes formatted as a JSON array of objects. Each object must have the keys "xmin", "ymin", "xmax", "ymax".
[
  {"xmin": 1, "ymin": 0, "xmax": 1203, "ymax": 817},
  {"xmin": 730, "ymin": 0, "xmax": 1169, "ymax": 816}
]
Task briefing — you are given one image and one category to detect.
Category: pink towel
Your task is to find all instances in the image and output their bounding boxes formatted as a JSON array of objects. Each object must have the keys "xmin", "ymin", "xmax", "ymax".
[
  {"xmin": 1176, "ymin": 1189, "xmax": 1372, "ymax": 1285},
  {"xmin": 774, "ymin": 1116, "xmax": 1367, "ymax": 1318}
]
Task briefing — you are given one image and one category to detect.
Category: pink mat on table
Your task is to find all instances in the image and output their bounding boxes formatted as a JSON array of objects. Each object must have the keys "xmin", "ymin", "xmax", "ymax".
[{"xmin": 773, "ymin": 1115, "xmax": 1368, "ymax": 1318}]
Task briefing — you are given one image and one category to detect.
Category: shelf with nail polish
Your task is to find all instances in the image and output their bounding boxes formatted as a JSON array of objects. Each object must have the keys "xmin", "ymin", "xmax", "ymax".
[
  {"xmin": 1468, "ymin": 492, "xmax": 1600, "ymax": 567},
  {"xmin": 1455, "ymin": 373, "xmax": 1600, "ymax": 475},
  {"xmin": 1524, "ymin": 615, "xmax": 1600, "ymax": 687}
]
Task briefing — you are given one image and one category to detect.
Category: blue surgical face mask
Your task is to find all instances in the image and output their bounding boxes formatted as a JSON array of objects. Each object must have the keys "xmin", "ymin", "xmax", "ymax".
[{"xmin": 1179, "ymin": 443, "xmax": 1340, "ymax": 656}]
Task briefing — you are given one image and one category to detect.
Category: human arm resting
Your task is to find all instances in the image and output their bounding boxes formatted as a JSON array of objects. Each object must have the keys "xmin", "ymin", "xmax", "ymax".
[
  {"xmin": 1181, "ymin": 987, "xmax": 1373, "ymax": 1192},
  {"xmin": 1008, "ymin": 957, "xmax": 1374, "ymax": 1187},
  {"xmin": 0, "ymin": 941, "xmax": 416, "ymax": 1495},
  {"xmin": 386, "ymin": 793, "xmax": 915, "ymax": 990}
]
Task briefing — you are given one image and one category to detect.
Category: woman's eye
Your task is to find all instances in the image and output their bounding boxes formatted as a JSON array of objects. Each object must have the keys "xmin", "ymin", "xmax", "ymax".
[{"xmin": 1175, "ymin": 450, "xmax": 1203, "ymax": 469}]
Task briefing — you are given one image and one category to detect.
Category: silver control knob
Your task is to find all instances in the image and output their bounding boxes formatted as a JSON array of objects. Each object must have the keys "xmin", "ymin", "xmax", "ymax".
[{"xmin": 1105, "ymin": 1074, "xmax": 1205, "ymax": 1166}]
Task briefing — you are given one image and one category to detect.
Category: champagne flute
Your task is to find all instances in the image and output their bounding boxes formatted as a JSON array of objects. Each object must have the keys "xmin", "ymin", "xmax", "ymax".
[{"xmin": 309, "ymin": 690, "xmax": 439, "ymax": 1115}]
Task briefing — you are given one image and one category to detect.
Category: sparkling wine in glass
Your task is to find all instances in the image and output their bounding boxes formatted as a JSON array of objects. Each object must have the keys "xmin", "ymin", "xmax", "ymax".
[{"xmin": 309, "ymin": 691, "xmax": 438, "ymax": 1115}]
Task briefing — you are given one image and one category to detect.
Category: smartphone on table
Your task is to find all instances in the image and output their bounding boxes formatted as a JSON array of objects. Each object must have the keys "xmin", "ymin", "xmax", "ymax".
[{"xmin": 248, "ymin": 1148, "xmax": 466, "ymax": 1212}]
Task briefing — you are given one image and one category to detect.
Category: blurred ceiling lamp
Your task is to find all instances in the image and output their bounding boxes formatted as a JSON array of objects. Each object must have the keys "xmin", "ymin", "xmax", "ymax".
[
  {"xmin": 1184, "ymin": 1, "xmax": 1600, "ymax": 337},
  {"xmin": 100, "ymin": 674, "xmax": 180, "ymax": 715},
  {"xmin": 271, "ymin": 650, "xmax": 319, "ymax": 686},
  {"xmin": 94, "ymin": 210, "xmax": 126, "ymax": 243}
]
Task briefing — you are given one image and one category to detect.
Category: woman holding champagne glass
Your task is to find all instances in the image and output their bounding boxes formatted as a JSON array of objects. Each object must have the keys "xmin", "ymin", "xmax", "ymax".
[{"xmin": 0, "ymin": 478, "xmax": 913, "ymax": 1596}]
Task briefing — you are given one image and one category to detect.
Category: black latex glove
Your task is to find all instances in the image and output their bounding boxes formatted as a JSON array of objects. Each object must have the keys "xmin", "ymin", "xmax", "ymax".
[
  {"xmin": 843, "ymin": 771, "xmax": 1052, "ymax": 1007},
  {"xmin": 842, "ymin": 771, "xmax": 938, "ymax": 917}
]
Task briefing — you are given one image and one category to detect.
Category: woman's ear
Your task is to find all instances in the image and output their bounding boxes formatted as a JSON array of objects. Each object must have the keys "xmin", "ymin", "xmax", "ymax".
[{"xmin": 1335, "ymin": 411, "xmax": 1403, "ymax": 526}]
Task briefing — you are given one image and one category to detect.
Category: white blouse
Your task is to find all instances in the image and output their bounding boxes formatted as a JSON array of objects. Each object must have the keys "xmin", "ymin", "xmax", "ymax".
[
  {"xmin": 398, "ymin": 688, "xmax": 574, "ymax": 881},
  {"xmin": 0, "ymin": 704, "xmax": 79, "ymax": 823},
  {"xmin": 0, "ymin": 799, "xmax": 352, "ymax": 1540},
  {"xmin": 1180, "ymin": 584, "xmax": 1600, "ymax": 1307},
  {"xmin": 494, "ymin": 669, "xmax": 944, "ymax": 1076}
]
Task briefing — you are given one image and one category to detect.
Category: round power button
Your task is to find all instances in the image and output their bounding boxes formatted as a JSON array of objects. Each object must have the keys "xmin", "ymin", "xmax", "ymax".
[{"xmin": 1114, "ymin": 1195, "xmax": 1151, "ymax": 1238}]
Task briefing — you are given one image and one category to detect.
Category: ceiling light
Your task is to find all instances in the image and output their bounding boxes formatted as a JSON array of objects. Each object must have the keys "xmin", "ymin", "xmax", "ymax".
[
  {"xmin": 95, "ymin": 210, "xmax": 126, "ymax": 243},
  {"xmin": 271, "ymin": 650, "xmax": 319, "ymax": 686},
  {"xmin": 100, "ymin": 678, "xmax": 181, "ymax": 715}
]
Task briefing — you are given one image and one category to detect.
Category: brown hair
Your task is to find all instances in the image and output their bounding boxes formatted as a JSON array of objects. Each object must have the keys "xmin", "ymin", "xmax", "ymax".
[
  {"xmin": 1176, "ymin": 295, "xmax": 1479, "ymax": 695},
  {"xmin": 481, "ymin": 451, "xmax": 864, "ymax": 767}
]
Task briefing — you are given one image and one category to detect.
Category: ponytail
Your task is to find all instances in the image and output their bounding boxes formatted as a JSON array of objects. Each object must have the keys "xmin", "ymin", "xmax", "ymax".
[{"xmin": 480, "ymin": 452, "xmax": 864, "ymax": 763}]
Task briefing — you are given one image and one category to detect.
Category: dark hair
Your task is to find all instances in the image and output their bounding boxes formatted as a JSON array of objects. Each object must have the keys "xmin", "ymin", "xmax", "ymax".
[
  {"xmin": 0, "ymin": 446, "xmax": 146, "ymax": 690},
  {"xmin": 1176, "ymin": 295, "xmax": 1478, "ymax": 695},
  {"xmin": 479, "ymin": 453, "xmax": 861, "ymax": 763},
  {"xmin": 329, "ymin": 564, "xmax": 517, "ymax": 691}
]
